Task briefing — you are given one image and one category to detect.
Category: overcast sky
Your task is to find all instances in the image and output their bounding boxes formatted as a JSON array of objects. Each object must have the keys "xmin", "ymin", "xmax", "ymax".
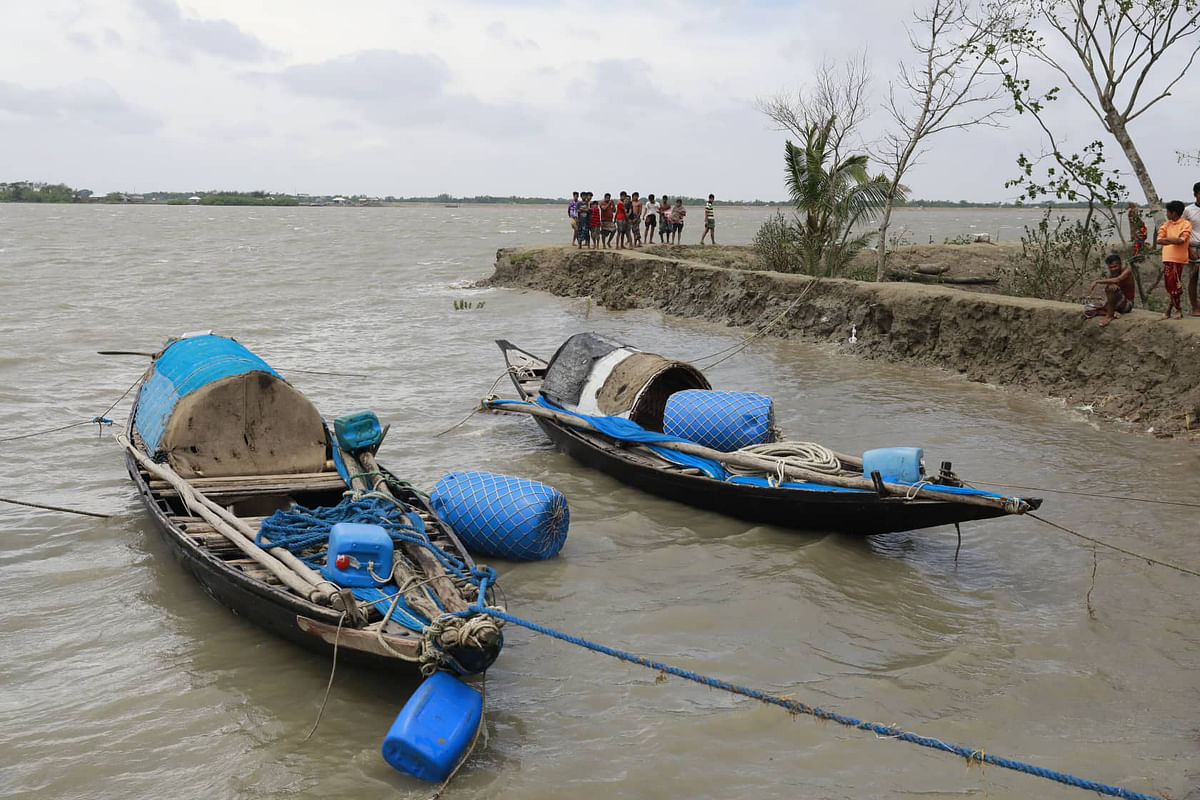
[{"xmin": 2, "ymin": 0, "xmax": 1197, "ymax": 202}]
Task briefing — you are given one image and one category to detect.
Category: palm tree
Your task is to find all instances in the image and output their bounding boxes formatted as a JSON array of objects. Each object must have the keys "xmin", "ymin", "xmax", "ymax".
[{"xmin": 783, "ymin": 115, "xmax": 895, "ymax": 277}]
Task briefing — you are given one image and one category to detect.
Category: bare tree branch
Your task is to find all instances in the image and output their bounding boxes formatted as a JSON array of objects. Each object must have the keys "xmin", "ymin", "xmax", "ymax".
[
  {"xmin": 999, "ymin": 0, "xmax": 1200, "ymax": 207},
  {"xmin": 757, "ymin": 54, "xmax": 873, "ymax": 167},
  {"xmin": 874, "ymin": 0, "xmax": 1011, "ymax": 280}
]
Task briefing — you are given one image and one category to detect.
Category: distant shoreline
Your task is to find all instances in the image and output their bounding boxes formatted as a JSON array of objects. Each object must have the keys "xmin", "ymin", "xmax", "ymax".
[
  {"xmin": 0, "ymin": 196, "xmax": 1105, "ymax": 210},
  {"xmin": 1, "ymin": 182, "xmax": 1100, "ymax": 209}
]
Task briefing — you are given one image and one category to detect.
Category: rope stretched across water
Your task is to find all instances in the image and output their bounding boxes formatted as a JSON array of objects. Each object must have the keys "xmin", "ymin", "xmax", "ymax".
[
  {"xmin": 689, "ymin": 278, "xmax": 818, "ymax": 370},
  {"xmin": 1029, "ymin": 513, "xmax": 1200, "ymax": 579},
  {"xmin": 464, "ymin": 606, "xmax": 1165, "ymax": 800},
  {"xmin": 0, "ymin": 365, "xmax": 143, "ymax": 443}
]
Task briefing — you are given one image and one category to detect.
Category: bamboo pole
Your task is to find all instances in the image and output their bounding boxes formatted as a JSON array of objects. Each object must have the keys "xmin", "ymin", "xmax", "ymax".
[
  {"xmin": 338, "ymin": 447, "xmax": 446, "ymax": 621},
  {"xmin": 356, "ymin": 449, "xmax": 469, "ymax": 614},
  {"xmin": 485, "ymin": 400, "xmax": 1029, "ymax": 514},
  {"xmin": 513, "ymin": 382, "xmax": 863, "ymax": 470},
  {"xmin": 117, "ymin": 434, "xmax": 335, "ymax": 604}
]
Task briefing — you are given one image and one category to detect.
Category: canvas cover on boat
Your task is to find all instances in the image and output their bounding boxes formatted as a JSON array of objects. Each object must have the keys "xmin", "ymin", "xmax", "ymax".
[
  {"xmin": 540, "ymin": 332, "xmax": 710, "ymax": 431},
  {"xmin": 134, "ymin": 334, "xmax": 327, "ymax": 478},
  {"xmin": 539, "ymin": 332, "xmax": 624, "ymax": 408}
]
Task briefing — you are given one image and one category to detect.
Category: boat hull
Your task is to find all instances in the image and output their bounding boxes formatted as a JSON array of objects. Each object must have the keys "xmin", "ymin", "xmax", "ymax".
[
  {"xmin": 496, "ymin": 338, "xmax": 1029, "ymax": 537},
  {"xmin": 126, "ymin": 450, "xmax": 432, "ymax": 671},
  {"xmin": 531, "ymin": 416, "xmax": 1008, "ymax": 535}
]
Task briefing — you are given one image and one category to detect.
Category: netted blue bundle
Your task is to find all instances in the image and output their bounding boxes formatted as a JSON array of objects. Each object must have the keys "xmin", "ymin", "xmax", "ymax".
[
  {"xmin": 662, "ymin": 390, "xmax": 775, "ymax": 452},
  {"xmin": 430, "ymin": 471, "xmax": 569, "ymax": 561}
]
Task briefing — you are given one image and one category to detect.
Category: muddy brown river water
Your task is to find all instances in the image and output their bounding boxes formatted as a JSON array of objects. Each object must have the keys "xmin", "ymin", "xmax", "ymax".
[{"xmin": 0, "ymin": 203, "xmax": 1195, "ymax": 799}]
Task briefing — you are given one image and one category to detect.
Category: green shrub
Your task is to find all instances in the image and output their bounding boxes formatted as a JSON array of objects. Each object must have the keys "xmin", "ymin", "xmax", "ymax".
[
  {"xmin": 752, "ymin": 210, "xmax": 801, "ymax": 273},
  {"xmin": 999, "ymin": 209, "xmax": 1109, "ymax": 301}
]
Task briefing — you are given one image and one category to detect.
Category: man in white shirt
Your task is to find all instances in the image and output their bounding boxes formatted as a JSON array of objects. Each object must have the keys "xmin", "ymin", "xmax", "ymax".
[{"xmin": 1183, "ymin": 181, "xmax": 1200, "ymax": 315}]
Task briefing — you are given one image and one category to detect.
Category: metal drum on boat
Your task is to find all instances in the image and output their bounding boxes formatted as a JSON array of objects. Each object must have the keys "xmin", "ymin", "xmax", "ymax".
[{"xmin": 539, "ymin": 331, "xmax": 709, "ymax": 430}]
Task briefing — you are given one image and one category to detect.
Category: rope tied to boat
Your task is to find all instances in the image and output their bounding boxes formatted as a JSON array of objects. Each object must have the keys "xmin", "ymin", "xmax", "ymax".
[
  {"xmin": 258, "ymin": 497, "xmax": 504, "ymax": 655},
  {"xmin": 418, "ymin": 608, "xmax": 507, "ymax": 676},
  {"xmin": 459, "ymin": 605, "xmax": 1167, "ymax": 800}
]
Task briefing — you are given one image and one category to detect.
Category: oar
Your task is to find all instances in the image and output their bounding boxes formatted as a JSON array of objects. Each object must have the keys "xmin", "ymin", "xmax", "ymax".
[
  {"xmin": 96, "ymin": 350, "xmax": 370, "ymax": 378},
  {"xmin": 0, "ymin": 496, "xmax": 111, "ymax": 518}
]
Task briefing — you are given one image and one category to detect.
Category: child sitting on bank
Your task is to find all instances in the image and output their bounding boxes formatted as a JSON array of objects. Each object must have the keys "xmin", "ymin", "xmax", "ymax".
[
  {"xmin": 1088, "ymin": 253, "xmax": 1135, "ymax": 327},
  {"xmin": 1157, "ymin": 200, "xmax": 1193, "ymax": 320}
]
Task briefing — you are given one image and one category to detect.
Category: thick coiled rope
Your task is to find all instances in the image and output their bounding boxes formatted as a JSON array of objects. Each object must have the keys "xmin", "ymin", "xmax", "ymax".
[{"xmin": 727, "ymin": 441, "xmax": 843, "ymax": 484}]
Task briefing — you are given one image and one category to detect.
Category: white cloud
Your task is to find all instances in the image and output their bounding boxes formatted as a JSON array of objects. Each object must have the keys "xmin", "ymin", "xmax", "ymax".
[
  {"xmin": 135, "ymin": 0, "xmax": 274, "ymax": 62},
  {"xmin": 0, "ymin": 79, "xmax": 159, "ymax": 134}
]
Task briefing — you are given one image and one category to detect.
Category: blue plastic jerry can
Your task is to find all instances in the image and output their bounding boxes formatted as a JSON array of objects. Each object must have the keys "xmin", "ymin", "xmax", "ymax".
[
  {"xmin": 322, "ymin": 522, "xmax": 393, "ymax": 587},
  {"xmin": 381, "ymin": 671, "xmax": 483, "ymax": 781},
  {"xmin": 334, "ymin": 410, "xmax": 383, "ymax": 453},
  {"xmin": 862, "ymin": 447, "xmax": 925, "ymax": 484}
]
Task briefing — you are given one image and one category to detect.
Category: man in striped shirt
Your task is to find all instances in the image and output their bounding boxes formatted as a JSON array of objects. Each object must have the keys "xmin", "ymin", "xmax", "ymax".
[{"xmin": 700, "ymin": 194, "xmax": 715, "ymax": 245}]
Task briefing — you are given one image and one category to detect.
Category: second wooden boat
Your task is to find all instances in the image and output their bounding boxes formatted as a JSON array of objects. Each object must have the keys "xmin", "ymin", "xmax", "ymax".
[{"xmin": 488, "ymin": 333, "xmax": 1040, "ymax": 536}]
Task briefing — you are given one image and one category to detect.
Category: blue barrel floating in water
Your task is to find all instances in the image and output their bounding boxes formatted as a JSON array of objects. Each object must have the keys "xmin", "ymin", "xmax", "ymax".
[
  {"xmin": 381, "ymin": 670, "xmax": 483, "ymax": 782},
  {"xmin": 133, "ymin": 333, "xmax": 327, "ymax": 478},
  {"xmin": 662, "ymin": 390, "xmax": 776, "ymax": 452},
  {"xmin": 862, "ymin": 447, "xmax": 925, "ymax": 483},
  {"xmin": 430, "ymin": 471, "xmax": 569, "ymax": 561}
]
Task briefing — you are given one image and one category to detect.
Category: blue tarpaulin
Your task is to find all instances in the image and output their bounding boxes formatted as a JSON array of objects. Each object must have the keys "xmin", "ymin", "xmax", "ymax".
[{"xmin": 135, "ymin": 334, "xmax": 279, "ymax": 453}]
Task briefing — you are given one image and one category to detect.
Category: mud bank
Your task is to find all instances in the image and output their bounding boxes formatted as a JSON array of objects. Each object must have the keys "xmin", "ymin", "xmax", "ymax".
[{"xmin": 487, "ymin": 245, "xmax": 1200, "ymax": 439}]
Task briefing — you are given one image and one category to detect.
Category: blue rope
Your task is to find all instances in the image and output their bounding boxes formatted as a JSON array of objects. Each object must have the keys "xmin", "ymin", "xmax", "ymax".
[
  {"xmin": 257, "ymin": 496, "xmax": 499, "ymax": 616},
  {"xmin": 257, "ymin": 496, "xmax": 427, "ymax": 567},
  {"xmin": 464, "ymin": 606, "xmax": 1164, "ymax": 800}
]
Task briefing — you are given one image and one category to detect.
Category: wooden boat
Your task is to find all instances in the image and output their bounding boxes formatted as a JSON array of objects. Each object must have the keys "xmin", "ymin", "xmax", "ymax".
[
  {"xmin": 119, "ymin": 332, "xmax": 502, "ymax": 675},
  {"xmin": 489, "ymin": 334, "xmax": 1041, "ymax": 536}
]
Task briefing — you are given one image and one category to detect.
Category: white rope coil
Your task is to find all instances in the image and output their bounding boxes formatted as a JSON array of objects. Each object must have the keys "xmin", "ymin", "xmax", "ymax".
[{"xmin": 729, "ymin": 442, "xmax": 843, "ymax": 483}]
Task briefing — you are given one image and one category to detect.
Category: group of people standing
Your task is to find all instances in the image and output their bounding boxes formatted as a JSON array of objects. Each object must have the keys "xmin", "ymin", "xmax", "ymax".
[{"xmin": 568, "ymin": 191, "xmax": 716, "ymax": 249}]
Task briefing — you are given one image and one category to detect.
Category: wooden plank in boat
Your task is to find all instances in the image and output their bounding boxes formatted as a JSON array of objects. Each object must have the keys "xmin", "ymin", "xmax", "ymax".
[
  {"xmin": 225, "ymin": 557, "xmax": 285, "ymax": 584},
  {"xmin": 149, "ymin": 471, "xmax": 346, "ymax": 498},
  {"xmin": 176, "ymin": 515, "xmax": 268, "ymax": 527}
]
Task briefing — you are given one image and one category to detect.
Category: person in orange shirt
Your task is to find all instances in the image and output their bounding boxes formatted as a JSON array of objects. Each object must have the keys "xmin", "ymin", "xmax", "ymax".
[{"xmin": 1157, "ymin": 200, "xmax": 1193, "ymax": 319}]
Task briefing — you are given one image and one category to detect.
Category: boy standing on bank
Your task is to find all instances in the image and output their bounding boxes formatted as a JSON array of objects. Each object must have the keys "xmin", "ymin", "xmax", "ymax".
[
  {"xmin": 631, "ymin": 192, "xmax": 643, "ymax": 247},
  {"xmin": 1157, "ymin": 200, "xmax": 1193, "ymax": 320},
  {"xmin": 700, "ymin": 194, "xmax": 716, "ymax": 245},
  {"xmin": 1183, "ymin": 182, "xmax": 1200, "ymax": 315}
]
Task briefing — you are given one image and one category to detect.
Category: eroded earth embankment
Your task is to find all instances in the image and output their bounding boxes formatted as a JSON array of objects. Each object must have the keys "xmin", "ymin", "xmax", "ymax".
[{"xmin": 487, "ymin": 246, "xmax": 1200, "ymax": 439}]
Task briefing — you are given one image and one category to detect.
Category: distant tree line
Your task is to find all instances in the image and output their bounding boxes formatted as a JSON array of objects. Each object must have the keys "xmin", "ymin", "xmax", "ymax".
[
  {"xmin": 182, "ymin": 191, "xmax": 298, "ymax": 206},
  {"xmin": 0, "ymin": 182, "xmax": 79, "ymax": 202},
  {"xmin": 2, "ymin": 180, "xmax": 1089, "ymax": 208}
]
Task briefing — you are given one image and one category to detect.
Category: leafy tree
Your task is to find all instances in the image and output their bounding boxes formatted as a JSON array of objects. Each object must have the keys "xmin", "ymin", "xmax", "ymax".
[
  {"xmin": 783, "ymin": 116, "xmax": 893, "ymax": 277},
  {"xmin": 1006, "ymin": 140, "xmax": 1141, "ymax": 297},
  {"xmin": 994, "ymin": 0, "xmax": 1200, "ymax": 210},
  {"xmin": 758, "ymin": 57, "xmax": 890, "ymax": 277},
  {"xmin": 1002, "ymin": 208, "xmax": 1107, "ymax": 300}
]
